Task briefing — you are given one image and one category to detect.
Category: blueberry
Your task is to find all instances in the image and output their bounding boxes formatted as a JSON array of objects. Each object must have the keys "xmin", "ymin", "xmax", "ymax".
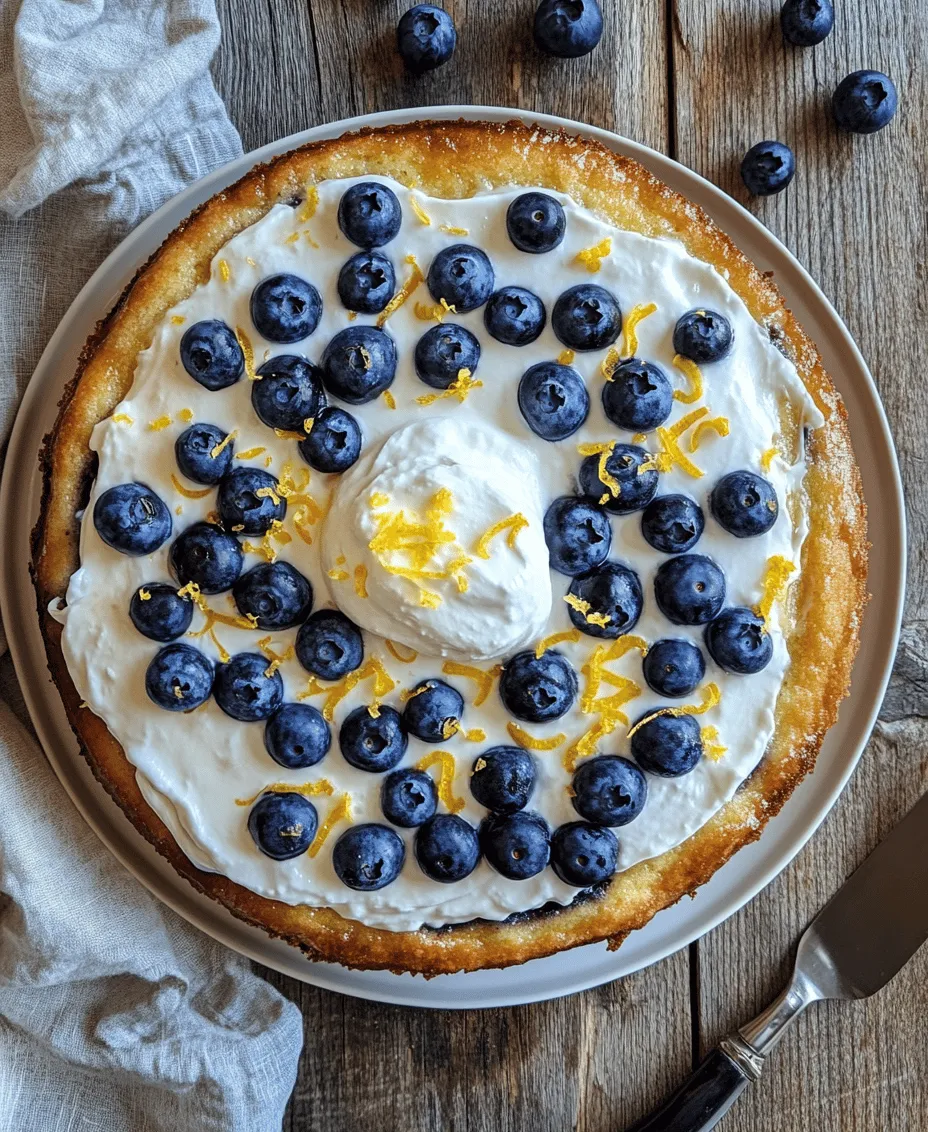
[
  {"xmin": 169, "ymin": 521, "xmax": 244, "ymax": 594},
  {"xmin": 339, "ymin": 705, "xmax": 407, "ymax": 773},
  {"xmin": 506, "ymin": 191, "xmax": 566, "ymax": 254},
  {"xmin": 741, "ymin": 141, "xmax": 796, "ymax": 197},
  {"xmin": 232, "ymin": 561, "xmax": 313, "ymax": 630},
  {"xmin": 552, "ymin": 284, "xmax": 621, "ymax": 351},
  {"xmin": 642, "ymin": 638, "xmax": 706, "ymax": 698},
  {"xmin": 145, "ymin": 643, "xmax": 214, "ymax": 711},
  {"xmin": 415, "ymin": 814, "xmax": 481, "ymax": 883},
  {"xmin": 571, "ymin": 756, "xmax": 648, "ymax": 826},
  {"xmin": 175, "ymin": 423, "xmax": 234, "ymax": 485},
  {"xmin": 566, "ymin": 561, "xmax": 644, "ymax": 639},
  {"xmin": 332, "ymin": 824, "xmax": 406, "ymax": 890},
  {"xmin": 641, "ymin": 494, "xmax": 705, "ymax": 554},
  {"xmin": 248, "ymin": 792, "xmax": 318, "ymax": 860},
  {"xmin": 833, "ymin": 69, "xmax": 898, "ymax": 134},
  {"xmin": 578, "ymin": 443, "xmax": 658, "ymax": 515},
  {"xmin": 321, "ymin": 326, "xmax": 397, "ymax": 404},
  {"xmin": 338, "ymin": 182, "xmax": 402, "ymax": 249},
  {"xmin": 414, "ymin": 323, "xmax": 481, "ymax": 389},
  {"xmin": 499, "ymin": 650, "xmax": 578, "ymax": 722},
  {"xmin": 250, "ymin": 274, "xmax": 322, "ymax": 344},
  {"xmin": 630, "ymin": 711, "xmax": 702, "ymax": 777},
  {"xmin": 337, "ymin": 251, "xmax": 396, "ymax": 314},
  {"xmin": 781, "ymin": 0, "xmax": 833, "ymax": 45},
  {"xmin": 251, "ymin": 355, "xmax": 326, "ymax": 432},
  {"xmin": 298, "ymin": 406, "xmax": 362, "ymax": 473},
  {"xmin": 484, "ymin": 286, "xmax": 546, "ymax": 346},
  {"xmin": 213, "ymin": 652, "xmax": 284, "ymax": 722},
  {"xmin": 381, "ymin": 769, "xmax": 438, "ymax": 828},
  {"xmin": 480, "ymin": 811, "xmax": 551, "ymax": 880},
  {"xmin": 396, "ymin": 4, "xmax": 457, "ymax": 73},
  {"xmin": 533, "ymin": 0, "xmax": 604, "ymax": 58},
  {"xmin": 543, "ymin": 495, "xmax": 612, "ymax": 576},
  {"xmin": 427, "ymin": 244, "xmax": 495, "ymax": 312},
  {"xmin": 216, "ymin": 467, "xmax": 286, "ymax": 535},
  {"xmin": 93, "ymin": 483, "xmax": 172, "ymax": 556},
  {"xmin": 550, "ymin": 822, "xmax": 618, "ymax": 886},
  {"xmin": 710, "ymin": 470, "xmax": 778, "ymax": 537},
  {"xmin": 295, "ymin": 609, "xmax": 364, "ymax": 680},
  {"xmin": 129, "ymin": 582, "xmax": 193, "ymax": 642},
  {"xmin": 264, "ymin": 703, "xmax": 331, "ymax": 769},
  {"xmin": 518, "ymin": 361, "xmax": 590, "ymax": 441},
  {"xmin": 601, "ymin": 358, "xmax": 673, "ymax": 432},
  {"xmin": 470, "ymin": 746, "xmax": 537, "ymax": 814},
  {"xmin": 705, "ymin": 606, "xmax": 774, "ymax": 674},
  {"xmin": 180, "ymin": 320, "xmax": 244, "ymax": 390},
  {"xmin": 654, "ymin": 554, "xmax": 726, "ymax": 625},
  {"xmin": 672, "ymin": 309, "xmax": 733, "ymax": 363},
  {"xmin": 402, "ymin": 679, "xmax": 465, "ymax": 743}
]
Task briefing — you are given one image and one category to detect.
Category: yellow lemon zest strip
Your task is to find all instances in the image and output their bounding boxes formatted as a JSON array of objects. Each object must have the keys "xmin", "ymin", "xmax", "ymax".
[
  {"xmin": 235, "ymin": 779, "xmax": 334, "ymax": 807},
  {"xmin": 327, "ymin": 569, "xmax": 349, "ymax": 582},
  {"xmin": 632, "ymin": 432, "xmax": 647, "ymax": 444},
  {"xmin": 218, "ymin": 259, "xmax": 231, "ymax": 282},
  {"xmin": 557, "ymin": 348, "xmax": 575, "ymax": 365},
  {"xmin": 761, "ymin": 445, "xmax": 778, "ymax": 472},
  {"xmin": 604, "ymin": 634, "xmax": 649, "ymax": 661},
  {"xmin": 353, "ymin": 564, "xmax": 369, "ymax": 599},
  {"xmin": 672, "ymin": 354, "xmax": 705, "ymax": 404},
  {"xmin": 701, "ymin": 725, "xmax": 728, "ymax": 762},
  {"xmin": 586, "ymin": 612, "xmax": 612, "ymax": 628},
  {"xmin": 506, "ymin": 722, "xmax": 566, "ymax": 751},
  {"xmin": 564, "ymin": 593, "xmax": 591, "ymax": 616},
  {"xmin": 308, "ymin": 793, "xmax": 352, "ymax": 858},
  {"xmin": 641, "ymin": 407, "xmax": 710, "ymax": 478},
  {"xmin": 754, "ymin": 555, "xmax": 796, "ymax": 621},
  {"xmin": 621, "ymin": 302, "xmax": 658, "ymax": 358},
  {"xmin": 439, "ymin": 223, "xmax": 469, "ymax": 236},
  {"xmin": 298, "ymin": 186, "xmax": 319, "ymax": 223},
  {"xmin": 210, "ymin": 429, "xmax": 238, "ymax": 459},
  {"xmin": 689, "ymin": 416, "xmax": 730, "ymax": 452},
  {"xmin": 176, "ymin": 408, "xmax": 194, "ymax": 422},
  {"xmin": 284, "ymin": 231, "xmax": 300, "ymax": 245},
  {"xmin": 234, "ymin": 327, "xmax": 257, "ymax": 381},
  {"xmin": 245, "ymin": 256, "xmax": 257, "ymax": 267},
  {"xmin": 400, "ymin": 683, "xmax": 431, "ymax": 704},
  {"xmin": 148, "ymin": 416, "xmax": 172, "ymax": 431},
  {"xmin": 376, "ymin": 254, "xmax": 424, "ymax": 328},
  {"xmin": 236, "ymin": 446, "xmax": 267, "ymax": 460},
  {"xmin": 415, "ymin": 366, "xmax": 482, "ymax": 405},
  {"xmin": 273, "ymin": 428, "xmax": 305, "ymax": 440},
  {"xmin": 385, "ymin": 639, "xmax": 418, "ymax": 663},
  {"xmin": 370, "ymin": 492, "xmax": 390, "ymax": 509},
  {"xmin": 441, "ymin": 661, "xmax": 500, "ymax": 707},
  {"xmin": 473, "ymin": 513, "xmax": 529, "ymax": 559},
  {"xmin": 171, "ymin": 315, "xmax": 186, "ymax": 325},
  {"xmin": 112, "ymin": 413, "xmax": 134, "ymax": 426},
  {"xmin": 600, "ymin": 346, "xmax": 621, "ymax": 383},
  {"xmin": 465, "ymin": 728, "xmax": 486, "ymax": 742},
  {"xmin": 298, "ymin": 658, "xmax": 396, "ymax": 721},
  {"xmin": 256, "ymin": 636, "xmax": 295, "ymax": 678},
  {"xmin": 409, "ymin": 195, "xmax": 432, "ymax": 225},
  {"xmin": 627, "ymin": 682, "xmax": 722, "ymax": 740},
  {"xmin": 137, "ymin": 587, "xmax": 151, "ymax": 601},
  {"xmin": 413, "ymin": 297, "xmax": 456, "ymax": 323},
  {"xmin": 578, "ymin": 440, "xmax": 620, "ymax": 498},
  {"xmin": 170, "ymin": 474, "xmax": 213, "ymax": 500},
  {"xmin": 535, "ymin": 628, "xmax": 582, "ymax": 658},
  {"xmin": 575, "ymin": 237, "xmax": 612, "ymax": 273},
  {"xmin": 416, "ymin": 751, "xmax": 465, "ymax": 814},
  {"xmin": 178, "ymin": 582, "xmax": 257, "ymax": 633},
  {"xmin": 382, "ymin": 390, "xmax": 397, "ymax": 410}
]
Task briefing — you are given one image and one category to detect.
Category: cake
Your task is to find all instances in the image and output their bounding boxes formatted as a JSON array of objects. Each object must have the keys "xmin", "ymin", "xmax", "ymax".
[{"xmin": 31, "ymin": 120, "xmax": 868, "ymax": 974}]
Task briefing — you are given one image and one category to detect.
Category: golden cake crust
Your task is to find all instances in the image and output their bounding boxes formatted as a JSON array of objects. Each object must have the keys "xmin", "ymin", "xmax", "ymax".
[{"xmin": 31, "ymin": 119, "xmax": 868, "ymax": 975}]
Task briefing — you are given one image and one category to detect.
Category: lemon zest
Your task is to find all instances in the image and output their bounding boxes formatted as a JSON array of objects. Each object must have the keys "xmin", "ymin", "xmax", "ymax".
[
  {"xmin": 641, "ymin": 407, "xmax": 710, "ymax": 478},
  {"xmin": 328, "ymin": 569, "xmax": 349, "ymax": 581},
  {"xmin": 236, "ymin": 446, "xmax": 267, "ymax": 460},
  {"xmin": 382, "ymin": 390, "xmax": 397, "ymax": 410},
  {"xmin": 353, "ymin": 564, "xmax": 369, "ymax": 599},
  {"xmin": 171, "ymin": 315, "xmax": 186, "ymax": 325},
  {"xmin": 563, "ymin": 593, "xmax": 591, "ymax": 616},
  {"xmin": 297, "ymin": 186, "xmax": 318, "ymax": 223},
  {"xmin": 409, "ymin": 195, "xmax": 432, "ymax": 225},
  {"xmin": 578, "ymin": 440, "xmax": 620, "ymax": 499},
  {"xmin": 176, "ymin": 408, "xmax": 194, "ymax": 423},
  {"xmin": 370, "ymin": 492, "xmax": 390, "ymax": 509},
  {"xmin": 575, "ymin": 237, "xmax": 611, "ymax": 273},
  {"xmin": 179, "ymin": 581, "xmax": 257, "ymax": 633},
  {"xmin": 441, "ymin": 661, "xmax": 500, "ymax": 707},
  {"xmin": 413, "ymin": 297, "xmax": 456, "ymax": 323},
  {"xmin": 441, "ymin": 718, "xmax": 462, "ymax": 740},
  {"xmin": 557, "ymin": 348, "xmax": 575, "ymax": 365},
  {"xmin": 621, "ymin": 302, "xmax": 657, "ymax": 358},
  {"xmin": 754, "ymin": 555, "xmax": 796, "ymax": 621},
  {"xmin": 627, "ymin": 682, "xmax": 722, "ymax": 739},
  {"xmin": 632, "ymin": 432, "xmax": 647, "ymax": 444},
  {"xmin": 385, "ymin": 639, "xmax": 418, "ymax": 663},
  {"xmin": 506, "ymin": 722, "xmax": 566, "ymax": 751},
  {"xmin": 137, "ymin": 587, "xmax": 151, "ymax": 601},
  {"xmin": 308, "ymin": 793, "xmax": 352, "ymax": 858},
  {"xmin": 689, "ymin": 416, "xmax": 730, "ymax": 452},
  {"xmin": 284, "ymin": 231, "xmax": 300, "ymax": 245},
  {"xmin": 376, "ymin": 254, "xmax": 424, "ymax": 327},
  {"xmin": 701, "ymin": 725, "xmax": 728, "ymax": 762},
  {"xmin": 210, "ymin": 429, "xmax": 238, "ymax": 459},
  {"xmin": 148, "ymin": 416, "xmax": 171, "ymax": 431},
  {"xmin": 416, "ymin": 751, "xmax": 465, "ymax": 814},
  {"xmin": 400, "ymin": 683, "xmax": 430, "ymax": 704},
  {"xmin": 170, "ymin": 474, "xmax": 213, "ymax": 500},
  {"xmin": 218, "ymin": 259, "xmax": 231, "ymax": 282},
  {"xmin": 298, "ymin": 657, "xmax": 396, "ymax": 721},
  {"xmin": 464, "ymin": 728, "xmax": 486, "ymax": 742},
  {"xmin": 601, "ymin": 346, "xmax": 621, "ymax": 383},
  {"xmin": 415, "ymin": 367, "xmax": 482, "ymax": 405},
  {"xmin": 245, "ymin": 256, "xmax": 257, "ymax": 267},
  {"xmin": 234, "ymin": 327, "xmax": 257, "ymax": 381},
  {"xmin": 473, "ymin": 513, "xmax": 528, "ymax": 559},
  {"xmin": 255, "ymin": 636, "xmax": 294, "ymax": 678},
  {"xmin": 761, "ymin": 446, "xmax": 778, "ymax": 472},
  {"xmin": 235, "ymin": 779, "xmax": 333, "ymax": 807},
  {"xmin": 439, "ymin": 223, "xmax": 469, "ymax": 236},
  {"xmin": 604, "ymin": 634, "xmax": 649, "ymax": 661},
  {"xmin": 112, "ymin": 413, "xmax": 134, "ymax": 425},
  {"xmin": 672, "ymin": 354, "xmax": 705, "ymax": 404},
  {"xmin": 273, "ymin": 428, "xmax": 305, "ymax": 440},
  {"xmin": 535, "ymin": 628, "xmax": 582, "ymax": 658}
]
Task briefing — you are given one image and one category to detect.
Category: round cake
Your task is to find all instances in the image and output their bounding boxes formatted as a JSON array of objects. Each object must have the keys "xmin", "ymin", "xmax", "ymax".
[{"xmin": 31, "ymin": 120, "xmax": 868, "ymax": 974}]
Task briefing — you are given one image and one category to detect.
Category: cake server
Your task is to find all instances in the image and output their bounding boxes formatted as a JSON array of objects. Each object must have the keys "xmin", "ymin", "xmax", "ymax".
[{"xmin": 626, "ymin": 788, "xmax": 928, "ymax": 1132}]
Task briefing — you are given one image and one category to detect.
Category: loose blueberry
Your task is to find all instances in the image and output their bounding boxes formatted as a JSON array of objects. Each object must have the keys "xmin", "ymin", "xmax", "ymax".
[
  {"xmin": 402, "ymin": 679, "xmax": 465, "ymax": 743},
  {"xmin": 93, "ymin": 483, "xmax": 172, "ymax": 556},
  {"xmin": 506, "ymin": 191, "xmax": 567, "ymax": 254},
  {"xmin": 672, "ymin": 309, "xmax": 733, "ymax": 363},
  {"xmin": 381, "ymin": 768, "xmax": 438, "ymax": 828},
  {"xmin": 518, "ymin": 361, "xmax": 590, "ymax": 441},
  {"xmin": 169, "ymin": 521, "xmax": 243, "ymax": 594},
  {"xmin": 338, "ymin": 182, "xmax": 402, "ymax": 249},
  {"xmin": 642, "ymin": 638, "xmax": 706, "ymax": 698},
  {"xmin": 180, "ymin": 320, "xmax": 244, "ymax": 391},
  {"xmin": 550, "ymin": 821, "xmax": 618, "ymax": 887},
  {"xmin": 427, "ymin": 244, "xmax": 495, "ymax": 312},
  {"xmin": 264, "ymin": 702, "xmax": 331, "ymax": 769},
  {"xmin": 213, "ymin": 652, "xmax": 284, "ymax": 722},
  {"xmin": 533, "ymin": 0, "xmax": 604, "ymax": 57},
  {"xmin": 129, "ymin": 582, "xmax": 193, "ymax": 643},
  {"xmin": 781, "ymin": 0, "xmax": 833, "ymax": 45},
  {"xmin": 484, "ymin": 286, "xmax": 546, "ymax": 347},
  {"xmin": 175, "ymin": 423, "xmax": 234, "ymax": 485},
  {"xmin": 216, "ymin": 467, "xmax": 286, "ymax": 535},
  {"xmin": 741, "ymin": 141, "xmax": 796, "ymax": 197},
  {"xmin": 470, "ymin": 746, "xmax": 537, "ymax": 814},
  {"xmin": 705, "ymin": 606, "xmax": 774, "ymax": 674},
  {"xmin": 641, "ymin": 494, "xmax": 705, "ymax": 555},
  {"xmin": 480, "ymin": 811, "xmax": 551, "ymax": 880},
  {"xmin": 232, "ymin": 561, "xmax": 313, "ymax": 631},
  {"xmin": 295, "ymin": 609, "xmax": 364, "ymax": 680},
  {"xmin": 339, "ymin": 705, "xmax": 407, "ymax": 773},
  {"xmin": 499, "ymin": 650, "xmax": 578, "ymax": 722},
  {"xmin": 397, "ymin": 4, "xmax": 457, "ymax": 73},
  {"xmin": 543, "ymin": 495, "xmax": 612, "ymax": 576},
  {"xmin": 579, "ymin": 443, "xmax": 659, "ymax": 515},
  {"xmin": 332, "ymin": 824, "xmax": 406, "ymax": 890},
  {"xmin": 248, "ymin": 792, "xmax": 318, "ymax": 860},
  {"xmin": 566, "ymin": 561, "xmax": 644, "ymax": 639},
  {"xmin": 571, "ymin": 755, "xmax": 648, "ymax": 826},
  {"xmin": 630, "ymin": 711, "xmax": 702, "ymax": 777},
  {"xmin": 414, "ymin": 323, "xmax": 481, "ymax": 389},
  {"xmin": 145, "ymin": 643, "xmax": 214, "ymax": 712},
  {"xmin": 832, "ymin": 69, "xmax": 898, "ymax": 134},
  {"xmin": 710, "ymin": 470, "xmax": 778, "ymax": 538},
  {"xmin": 251, "ymin": 355, "xmax": 326, "ymax": 432},
  {"xmin": 601, "ymin": 358, "xmax": 673, "ymax": 432},
  {"xmin": 654, "ymin": 554, "xmax": 726, "ymax": 625},
  {"xmin": 337, "ymin": 251, "xmax": 396, "ymax": 314},
  {"xmin": 415, "ymin": 814, "xmax": 481, "ymax": 883},
  {"xmin": 552, "ymin": 284, "xmax": 622, "ymax": 351},
  {"xmin": 250, "ymin": 274, "xmax": 322, "ymax": 344},
  {"xmin": 321, "ymin": 326, "xmax": 397, "ymax": 404},
  {"xmin": 298, "ymin": 406, "xmax": 362, "ymax": 474}
]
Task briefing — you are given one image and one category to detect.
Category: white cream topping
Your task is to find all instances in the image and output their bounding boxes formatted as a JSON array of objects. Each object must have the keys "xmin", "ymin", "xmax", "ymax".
[{"xmin": 54, "ymin": 176, "xmax": 824, "ymax": 931}]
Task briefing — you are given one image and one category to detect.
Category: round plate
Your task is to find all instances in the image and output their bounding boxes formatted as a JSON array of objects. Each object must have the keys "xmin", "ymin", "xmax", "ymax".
[{"xmin": 0, "ymin": 106, "xmax": 904, "ymax": 1009}]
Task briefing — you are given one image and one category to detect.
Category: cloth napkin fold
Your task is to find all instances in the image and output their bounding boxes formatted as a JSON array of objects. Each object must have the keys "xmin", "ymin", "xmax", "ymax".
[{"xmin": 0, "ymin": 2, "xmax": 304, "ymax": 1129}]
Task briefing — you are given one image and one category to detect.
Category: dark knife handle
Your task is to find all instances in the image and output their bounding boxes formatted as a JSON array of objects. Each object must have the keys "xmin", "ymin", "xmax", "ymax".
[{"xmin": 624, "ymin": 1046, "xmax": 754, "ymax": 1132}]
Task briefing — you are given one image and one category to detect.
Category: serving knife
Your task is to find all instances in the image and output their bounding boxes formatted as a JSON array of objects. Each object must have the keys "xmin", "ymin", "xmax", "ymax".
[{"xmin": 626, "ymin": 789, "xmax": 928, "ymax": 1132}]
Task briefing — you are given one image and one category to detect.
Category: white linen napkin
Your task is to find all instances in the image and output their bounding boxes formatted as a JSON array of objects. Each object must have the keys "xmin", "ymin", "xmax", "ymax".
[{"xmin": 0, "ymin": 3, "xmax": 304, "ymax": 1129}]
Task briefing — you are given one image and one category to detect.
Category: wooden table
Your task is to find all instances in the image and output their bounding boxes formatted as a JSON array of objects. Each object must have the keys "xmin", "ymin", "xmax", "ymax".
[{"xmin": 213, "ymin": 3, "xmax": 927, "ymax": 1128}]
